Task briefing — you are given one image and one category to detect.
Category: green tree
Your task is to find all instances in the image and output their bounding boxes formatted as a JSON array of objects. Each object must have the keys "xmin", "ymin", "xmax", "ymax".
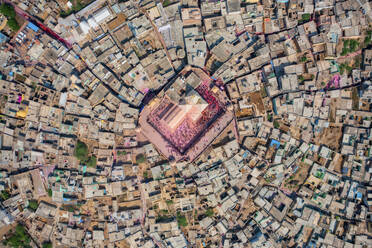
[
  {"xmin": 28, "ymin": 200, "xmax": 38, "ymax": 211},
  {"xmin": 176, "ymin": 212, "xmax": 188, "ymax": 227},
  {"xmin": 341, "ymin": 39, "xmax": 359, "ymax": 56},
  {"xmin": 42, "ymin": 242, "xmax": 53, "ymax": 248},
  {"xmin": 0, "ymin": 190, "xmax": 10, "ymax": 201},
  {"xmin": 87, "ymin": 155, "xmax": 96, "ymax": 167},
  {"xmin": 67, "ymin": 206, "xmax": 75, "ymax": 212},
  {"xmin": 341, "ymin": 48, "xmax": 349, "ymax": 56},
  {"xmin": 267, "ymin": 113, "xmax": 273, "ymax": 122},
  {"xmin": 74, "ymin": 140, "xmax": 97, "ymax": 167},
  {"xmin": 60, "ymin": 0, "xmax": 87, "ymax": 18},
  {"xmin": 273, "ymin": 120, "xmax": 280, "ymax": 129},
  {"xmin": 117, "ymin": 150, "xmax": 126, "ymax": 156},
  {"xmin": 345, "ymin": 65, "xmax": 352, "ymax": 75},
  {"xmin": 47, "ymin": 188, "xmax": 53, "ymax": 197},
  {"xmin": 339, "ymin": 65, "xmax": 345, "ymax": 75},
  {"xmin": 354, "ymin": 58, "xmax": 361, "ymax": 68},
  {"xmin": 349, "ymin": 39, "xmax": 359, "ymax": 52},
  {"xmin": 74, "ymin": 140, "xmax": 88, "ymax": 162},
  {"xmin": 4, "ymin": 224, "xmax": 31, "ymax": 248},
  {"xmin": 74, "ymin": 1, "xmax": 84, "ymax": 11},
  {"xmin": 205, "ymin": 208, "xmax": 214, "ymax": 217},
  {"xmin": 352, "ymin": 88, "xmax": 359, "ymax": 110},
  {"xmin": 301, "ymin": 13, "xmax": 311, "ymax": 22},
  {"xmin": 0, "ymin": 3, "xmax": 16, "ymax": 18},
  {"xmin": 136, "ymin": 153, "xmax": 146, "ymax": 164},
  {"xmin": 162, "ymin": 0, "xmax": 171, "ymax": 7},
  {"xmin": 60, "ymin": 10, "xmax": 72, "ymax": 18},
  {"xmin": 364, "ymin": 30, "xmax": 372, "ymax": 45},
  {"xmin": 7, "ymin": 18, "xmax": 20, "ymax": 31}
]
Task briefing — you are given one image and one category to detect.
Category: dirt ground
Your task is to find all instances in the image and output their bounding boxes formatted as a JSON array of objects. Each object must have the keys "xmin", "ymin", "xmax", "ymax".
[
  {"xmin": 303, "ymin": 226, "xmax": 314, "ymax": 243},
  {"xmin": 289, "ymin": 125, "xmax": 301, "ymax": 140},
  {"xmin": 139, "ymin": 30, "xmax": 163, "ymax": 50},
  {"xmin": 265, "ymin": 146, "xmax": 276, "ymax": 161},
  {"xmin": 243, "ymin": 137, "xmax": 260, "ymax": 151},
  {"xmin": 359, "ymin": 99, "xmax": 370, "ymax": 111},
  {"xmin": 316, "ymin": 125, "xmax": 343, "ymax": 151},
  {"xmin": 282, "ymin": 162, "xmax": 312, "ymax": 192},
  {"xmin": 289, "ymin": 116, "xmax": 310, "ymax": 139},
  {"xmin": 240, "ymin": 198, "xmax": 258, "ymax": 220},
  {"xmin": 115, "ymin": 240, "xmax": 131, "ymax": 248},
  {"xmin": 235, "ymin": 107, "xmax": 254, "ymax": 118},
  {"xmin": 212, "ymin": 121, "xmax": 235, "ymax": 145},
  {"xmin": 329, "ymin": 153, "xmax": 344, "ymax": 174},
  {"xmin": 329, "ymin": 98, "xmax": 341, "ymax": 123},
  {"xmin": 279, "ymin": 123, "xmax": 290, "ymax": 133},
  {"xmin": 136, "ymin": 129, "xmax": 150, "ymax": 143},
  {"xmin": 205, "ymin": 55, "xmax": 218, "ymax": 72},
  {"xmin": 0, "ymin": 222, "xmax": 17, "ymax": 239},
  {"xmin": 249, "ymin": 91, "xmax": 265, "ymax": 115}
]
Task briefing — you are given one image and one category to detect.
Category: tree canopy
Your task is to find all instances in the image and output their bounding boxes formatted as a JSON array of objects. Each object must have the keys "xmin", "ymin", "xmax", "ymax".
[
  {"xmin": 136, "ymin": 153, "xmax": 146, "ymax": 164},
  {"xmin": 7, "ymin": 18, "xmax": 20, "ymax": 31},
  {"xmin": 3, "ymin": 224, "xmax": 31, "ymax": 248},
  {"xmin": 0, "ymin": 190, "xmax": 10, "ymax": 201},
  {"xmin": 301, "ymin": 13, "xmax": 311, "ymax": 22},
  {"xmin": 205, "ymin": 208, "xmax": 214, "ymax": 217},
  {"xmin": 28, "ymin": 200, "xmax": 38, "ymax": 211},
  {"xmin": 74, "ymin": 140, "xmax": 88, "ymax": 161},
  {"xmin": 42, "ymin": 242, "xmax": 52, "ymax": 248},
  {"xmin": 341, "ymin": 39, "xmax": 359, "ymax": 56},
  {"xmin": 86, "ymin": 155, "xmax": 97, "ymax": 167},
  {"xmin": 0, "ymin": 3, "xmax": 16, "ymax": 18},
  {"xmin": 74, "ymin": 140, "xmax": 97, "ymax": 167},
  {"xmin": 176, "ymin": 212, "xmax": 188, "ymax": 227},
  {"xmin": 0, "ymin": 3, "xmax": 20, "ymax": 31}
]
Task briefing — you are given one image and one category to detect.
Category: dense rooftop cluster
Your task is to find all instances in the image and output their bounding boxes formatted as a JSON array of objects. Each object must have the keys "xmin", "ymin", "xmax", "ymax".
[{"xmin": 0, "ymin": 0, "xmax": 371, "ymax": 247}]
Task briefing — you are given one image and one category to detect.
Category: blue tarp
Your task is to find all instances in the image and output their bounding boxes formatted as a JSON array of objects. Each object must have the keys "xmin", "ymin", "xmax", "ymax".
[
  {"xmin": 356, "ymin": 192, "xmax": 362, "ymax": 200},
  {"xmin": 270, "ymin": 139, "xmax": 280, "ymax": 149},
  {"xmin": 0, "ymin": 32, "xmax": 7, "ymax": 44},
  {"xmin": 307, "ymin": 241, "xmax": 317, "ymax": 248},
  {"xmin": 272, "ymin": 99, "xmax": 278, "ymax": 115},
  {"xmin": 330, "ymin": 33, "xmax": 338, "ymax": 43},
  {"xmin": 27, "ymin": 22, "xmax": 39, "ymax": 32}
]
